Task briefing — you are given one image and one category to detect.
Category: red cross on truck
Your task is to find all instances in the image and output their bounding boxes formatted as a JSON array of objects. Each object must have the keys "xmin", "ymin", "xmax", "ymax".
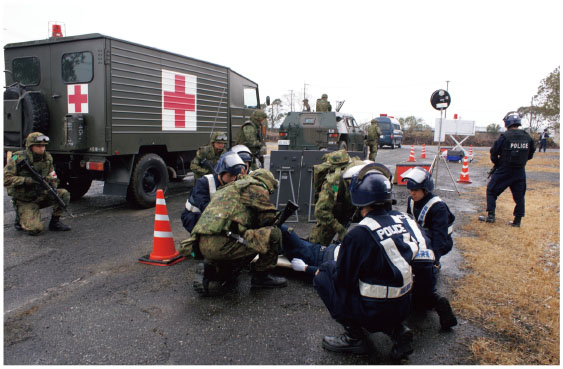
[
  {"xmin": 67, "ymin": 84, "xmax": 88, "ymax": 113},
  {"xmin": 162, "ymin": 71, "xmax": 196, "ymax": 130}
]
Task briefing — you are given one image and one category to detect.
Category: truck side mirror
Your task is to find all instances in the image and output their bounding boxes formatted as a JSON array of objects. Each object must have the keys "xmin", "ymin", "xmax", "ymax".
[{"xmin": 265, "ymin": 96, "xmax": 270, "ymax": 106}]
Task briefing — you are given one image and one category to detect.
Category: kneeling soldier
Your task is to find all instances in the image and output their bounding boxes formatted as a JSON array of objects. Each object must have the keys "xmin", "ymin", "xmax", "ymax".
[{"xmin": 4, "ymin": 132, "xmax": 71, "ymax": 235}]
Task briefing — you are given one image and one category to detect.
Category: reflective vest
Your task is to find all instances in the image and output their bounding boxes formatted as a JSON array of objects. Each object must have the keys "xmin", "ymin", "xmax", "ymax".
[
  {"xmin": 408, "ymin": 196, "xmax": 454, "ymax": 236},
  {"xmin": 185, "ymin": 174, "xmax": 217, "ymax": 213}
]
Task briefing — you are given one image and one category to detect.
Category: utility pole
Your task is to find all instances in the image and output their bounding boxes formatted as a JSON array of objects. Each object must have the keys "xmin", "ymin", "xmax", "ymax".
[
  {"xmin": 303, "ymin": 83, "xmax": 308, "ymax": 104},
  {"xmin": 289, "ymin": 90, "xmax": 294, "ymax": 112},
  {"xmin": 444, "ymin": 80, "xmax": 450, "ymax": 120},
  {"xmin": 530, "ymin": 96, "xmax": 534, "ymax": 131}
]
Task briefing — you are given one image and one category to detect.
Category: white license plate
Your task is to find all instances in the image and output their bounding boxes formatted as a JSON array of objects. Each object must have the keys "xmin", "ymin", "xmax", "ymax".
[{"xmin": 277, "ymin": 140, "xmax": 290, "ymax": 145}]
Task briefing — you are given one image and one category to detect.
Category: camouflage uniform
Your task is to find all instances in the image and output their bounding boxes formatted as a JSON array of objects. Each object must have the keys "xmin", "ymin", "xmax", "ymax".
[
  {"xmin": 309, "ymin": 151, "xmax": 364, "ymax": 245},
  {"xmin": 316, "ymin": 94, "xmax": 332, "ymax": 112},
  {"xmin": 303, "ymin": 99, "xmax": 311, "ymax": 112},
  {"xmin": 4, "ymin": 132, "xmax": 71, "ymax": 235},
  {"xmin": 366, "ymin": 118, "xmax": 382, "ymax": 160},
  {"xmin": 190, "ymin": 169, "xmax": 280, "ymax": 272},
  {"xmin": 235, "ymin": 110, "xmax": 267, "ymax": 170},
  {"xmin": 190, "ymin": 131, "xmax": 228, "ymax": 180}
]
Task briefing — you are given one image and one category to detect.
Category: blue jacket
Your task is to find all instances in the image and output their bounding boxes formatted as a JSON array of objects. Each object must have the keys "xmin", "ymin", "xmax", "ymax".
[
  {"xmin": 181, "ymin": 174, "xmax": 221, "ymax": 233},
  {"xmin": 313, "ymin": 208, "xmax": 426, "ymax": 332}
]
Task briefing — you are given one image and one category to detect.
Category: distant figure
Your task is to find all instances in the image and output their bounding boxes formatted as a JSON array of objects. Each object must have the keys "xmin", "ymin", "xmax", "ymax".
[
  {"xmin": 366, "ymin": 118, "xmax": 382, "ymax": 160},
  {"xmin": 302, "ymin": 99, "xmax": 311, "ymax": 112},
  {"xmin": 316, "ymin": 94, "xmax": 332, "ymax": 112},
  {"xmin": 539, "ymin": 128, "xmax": 549, "ymax": 152}
]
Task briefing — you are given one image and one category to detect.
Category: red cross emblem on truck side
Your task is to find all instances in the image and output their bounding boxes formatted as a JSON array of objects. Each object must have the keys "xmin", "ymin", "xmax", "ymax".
[
  {"xmin": 67, "ymin": 84, "xmax": 89, "ymax": 114},
  {"xmin": 162, "ymin": 70, "xmax": 197, "ymax": 131}
]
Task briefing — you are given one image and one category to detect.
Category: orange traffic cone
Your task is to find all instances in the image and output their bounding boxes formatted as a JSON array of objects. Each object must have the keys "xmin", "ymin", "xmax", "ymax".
[
  {"xmin": 420, "ymin": 144, "xmax": 427, "ymax": 159},
  {"xmin": 139, "ymin": 189, "xmax": 185, "ymax": 266},
  {"xmin": 408, "ymin": 145, "xmax": 416, "ymax": 162},
  {"xmin": 469, "ymin": 144, "xmax": 473, "ymax": 156},
  {"xmin": 457, "ymin": 156, "xmax": 472, "ymax": 184}
]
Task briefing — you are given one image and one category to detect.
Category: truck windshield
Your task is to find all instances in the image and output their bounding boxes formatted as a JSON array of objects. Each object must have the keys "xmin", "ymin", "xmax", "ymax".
[
  {"xmin": 378, "ymin": 122, "xmax": 392, "ymax": 131},
  {"xmin": 243, "ymin": 87, "xmax": 258, "ymax": 108}
]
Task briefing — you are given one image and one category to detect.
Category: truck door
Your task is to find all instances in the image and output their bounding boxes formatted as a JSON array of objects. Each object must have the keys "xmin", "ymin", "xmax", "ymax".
[
  {"xmin": 346, "ymin": 117, "xmax": 360, "ymax": 150},
  {"xmin": 49, "ymin": 39, "xmax": 107, "ymax": 153}
]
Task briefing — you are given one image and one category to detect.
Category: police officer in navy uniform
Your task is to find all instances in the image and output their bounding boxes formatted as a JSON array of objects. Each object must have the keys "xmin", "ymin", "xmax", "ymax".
[
  {"xmin": 479, "ymin": 112, "xmax": 535, "ymax": 227},
  {"xmin": 313, "ymin": 167, "xmax": 425, "ymax": 359},
  {"xmin": 402, "ymin": 167, "xmax": 458, "ymax": 330},
  {"xmin": 181, "ymin": 152, "xmax": 246, "ymax": 236}
]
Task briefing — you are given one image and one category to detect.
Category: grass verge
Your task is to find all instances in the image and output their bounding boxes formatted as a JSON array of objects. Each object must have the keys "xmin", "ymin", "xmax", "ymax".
[{"xmin": 454, "ymin": 158, "xmax": 560, "ymax": 364}]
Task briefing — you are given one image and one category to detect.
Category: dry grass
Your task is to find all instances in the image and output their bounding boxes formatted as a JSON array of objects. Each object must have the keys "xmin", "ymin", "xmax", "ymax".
[
  {"xmin": 471, "ymin": 151, "xmax": 560, "ymax": 173},
  {"xmin": 455, "ymin": 176, "xmax": 560, "ymax": 364}
]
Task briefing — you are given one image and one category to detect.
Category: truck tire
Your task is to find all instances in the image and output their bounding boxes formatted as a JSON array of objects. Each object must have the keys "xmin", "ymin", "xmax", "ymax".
[
  {"xmin": 339, "ymin": 141, "xmax": 348, "ymax": 151},
  {"xmin": 391, "ymin": 142, "xmax": 395, "ymax": 149},
  {"xmin": 22, "ymin": 91, "xmax": 50, "ymax": 138},
  {"xmin": 127, "ymin": 153, "xmax": 169, "ymax": 208},
  {"xmin": 55, "ymin": 163, "xmax": 93, "ymax": 201},
  {"xmin": 398, "ymin": 142, "xmax": 402, "ymax": 148}
]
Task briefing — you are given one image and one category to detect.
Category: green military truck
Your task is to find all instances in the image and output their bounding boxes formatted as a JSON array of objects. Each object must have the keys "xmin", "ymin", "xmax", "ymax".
[
  {"xmin": 277, "ymin": 111, "xmax": 365, "ymax": 152},
  {"xmin": 4, "ymin": 33, "xmax": 266, "ymax": 207}
]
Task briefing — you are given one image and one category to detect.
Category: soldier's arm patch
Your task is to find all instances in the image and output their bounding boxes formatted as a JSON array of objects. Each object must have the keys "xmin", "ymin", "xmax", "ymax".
[{"xmin": 332, "ymin": 185, "xmax": 338, "ymax": 193}]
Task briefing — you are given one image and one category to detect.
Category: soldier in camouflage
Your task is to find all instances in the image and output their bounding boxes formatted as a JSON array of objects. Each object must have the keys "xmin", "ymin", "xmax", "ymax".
[
  {"xmin": 316, "ymin": 93, "xmax": 332, "ymax": 112},
  {"xmin": 4, "ymin": 132, "xmax": 71, "ymax": 235},
  {"xmin": 309, "ymin": 150, "xmax": 365, "ymax": 245},
  {"xmin": 189, "ymin": 169, "xmax": 287, "ymax": 295},
  {"xmin": 366, "ymin": 118, "xmax": 382, "ymax": 160},
  {"xmin": 235, "ymin": 110, "xmax": 268, "ymax": 170},
  {"xmin": 190, "ymin": 131, "xmax": 228, "ymax": 180},
  {"xmin": 303, "ymin": 98, "xmax": 311, "ymax": 112}
]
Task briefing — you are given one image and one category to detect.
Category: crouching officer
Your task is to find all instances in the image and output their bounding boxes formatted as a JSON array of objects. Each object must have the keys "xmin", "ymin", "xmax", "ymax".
[
  {"xmin": 479, "ymin": 112, "xmax": 535, "ymax": 227},
  {"xmin": 190, "ymin": 131, "xmax": 228, "ymax": 180},
  {"xmin": 181, "ymin": 152, "xmax": 246, "ymax": 235},
  {"xmin": 190, "ymin": 169, "xmax": 287, "ymax": 295},
  {"xmin": 4, "ymin": 132, "xmax": 71, "ymax": 235},
  {"xmin": 313, "ymin": 167, "xmax": 423, "ymax": 359},
  {"xmin": 403, "ymin": 167, "xmax": 458, "ymax": 330}
]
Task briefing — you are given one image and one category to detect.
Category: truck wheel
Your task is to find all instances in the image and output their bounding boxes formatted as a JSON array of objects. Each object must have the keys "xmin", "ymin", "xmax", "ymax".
[
  {"xmin": 67, "ymin": 177, "xmax": 93, "ymax": 201},
  {"xmin": 339, "ymin": 141, "xmax": 348, "ymax": 151},
  {"xmin": 398, "ymin": 142, "xmax": 402, "ymax": 148},
  {"xmin": 128, "ymin": 153, "xmax": 169, "ymax": 208},
  {"xmin": 22, "ymin": 91, "xmax": 50, "ymax": 138},
  {"xmin": 391, "ymin": 142, "xmax": 395, "ymax": 149}
]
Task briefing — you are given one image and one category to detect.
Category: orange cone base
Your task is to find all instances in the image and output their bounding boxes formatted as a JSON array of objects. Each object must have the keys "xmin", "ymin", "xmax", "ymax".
[
  {"xmin": 138, "ymin": 254, "xmax": 186, "ymax": 266},
  {"xmin": 457, "ymin": 179, "xmax": 472, "ymax": 184}
]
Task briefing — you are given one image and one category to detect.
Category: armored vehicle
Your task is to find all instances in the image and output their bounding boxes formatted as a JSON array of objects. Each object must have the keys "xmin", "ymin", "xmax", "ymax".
[
  {"xmin": 277, "ymin": 111, "xmax": 365, "ymax": 152},
  {"xmin": 4, "ymin": 33, "xmax": 266, "ymax": 207}
]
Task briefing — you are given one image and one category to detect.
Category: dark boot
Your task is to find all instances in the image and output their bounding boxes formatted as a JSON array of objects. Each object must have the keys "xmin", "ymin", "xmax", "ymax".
[
  {"xmin": 49, "ymin": 216, "xmax": 71, "ymax": 231},
  {"xmin": 322, "ymin": 328, "xmax": 369, "ymax": 354},
  {"xmin": 251, "ymin": 271, "xmax": 287, "ymax": 289},
  {"xmin": 435, "ymin": 296, "xmax": 458, "ymax": 330},
  {"xmin": 478, "ymin": 211, "xmax": 495, "ymax": 223},
  {"xmin": 13, "ymin": 203, "xmax": 23, "ymax": 231},
  {"xmin": 389, "ymin": 323, "xmax": 414, "ymax": 360},
  {"xmin": 193, "ymin": 262, "xmax": 210, "ymax": 297},
  {"xmin": 508, "ymin": 216, "xmax": 522, "ymax": 227}
]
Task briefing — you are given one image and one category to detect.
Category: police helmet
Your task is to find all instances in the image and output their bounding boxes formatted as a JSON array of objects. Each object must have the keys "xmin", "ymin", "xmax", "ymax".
[
  {"xmin": 210, "ymin": 131, "xmax": 228, "ymax": 144},
  {"xmin": 349, "ymin": 169, "xmax": 393, "ymax": 207},
  {"xmin": 229, "ymin": 144, "xmax": 252, "ymax": 163},
  {"xmin": 25, "ymin": 132, "xmax": 50, "ymax": 148},
  {"xmin": 214, "ymin": 152, "xmax": 246, "ymax": 176},
  {"xmin": 503, "ymin": 111, "xmax": 522, "ymax": 128},
  {"xmin": 343, "ymin": 161, "xmax": 391, "ymax": 181},
  {"xmin": 402, "ymin": 166, "xmax": 434, "ymax": 192}
]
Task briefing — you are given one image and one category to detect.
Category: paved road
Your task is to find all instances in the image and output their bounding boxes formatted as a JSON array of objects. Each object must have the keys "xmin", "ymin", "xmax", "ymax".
[{"xmin": 4, "ymin": 145, "xmax": 488, "ymax": 364}]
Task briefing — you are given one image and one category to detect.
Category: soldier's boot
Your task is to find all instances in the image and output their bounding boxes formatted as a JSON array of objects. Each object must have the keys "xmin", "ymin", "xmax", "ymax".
[
  {"xmin": 435, "ymin": 296, "xmax": 458, "ymax": 330},
  {"xmin": 322, "ymin": 327, "xmax": 370, "ymax": 354},
  {"xmin": 49, "ymin": 216, "xmax": 71, "ymax": 231},
  {"xmin": 389, "ymin": 323, "xmax": 414, "ymax": 360},
  {"xmin": 508, "ymin": 216, "xmax": 522, "ymax": 227},
  {"xmin": 193, "ymin": 262, "xmax": 210, "ymax": 297},
  {"xmin": 14, "ymin": 212, "xmax": 23, "ymax": 231},
  {"xmin": 478, "ymin": 211, "xmax": 495, "ymax": 223},
  {"xmin": 250, "ymin": 271, "xmax": 287, "ymax": 289}
]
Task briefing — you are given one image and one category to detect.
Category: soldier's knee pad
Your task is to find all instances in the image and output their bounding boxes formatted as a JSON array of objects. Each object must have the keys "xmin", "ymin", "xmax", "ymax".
[{"xmin": 57, "ymin": 189, "xmax": 71, "ymax": 204}]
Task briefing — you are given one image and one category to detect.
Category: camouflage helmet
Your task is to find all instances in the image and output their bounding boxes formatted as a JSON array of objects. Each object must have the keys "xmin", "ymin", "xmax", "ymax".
[
  {"xmin": 322, "ymin": 149, "xmax": 350, "ymax": 165},
  {"xmin": 25, "ymin": 132, "xmax": 50, "ymax": 148},
  {"xmin": 250, "ymin": 168, "xmax": 278, "ymax": 194},
  {"xmin": 250, "ymin": 109, "xmax": 268, "ymax": 123},
  {"xmin": 370, "ymin": 118, "xmax": 379, "ymax": 124},
  {"xmin": 321, "ymin": 94, "xmax": 328, "ymax": 99},
  {"xmin": 210, "ymin": 131, "xmax": 228, "ymax": 144}
]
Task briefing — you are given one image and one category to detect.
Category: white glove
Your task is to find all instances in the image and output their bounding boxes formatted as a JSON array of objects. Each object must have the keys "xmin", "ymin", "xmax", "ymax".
[{"xmin": 291, "ymin": 258, "xmax": 307, "ymax": 272}]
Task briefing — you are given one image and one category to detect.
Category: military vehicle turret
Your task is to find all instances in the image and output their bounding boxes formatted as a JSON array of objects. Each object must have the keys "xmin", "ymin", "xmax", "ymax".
[{"xmin": 277, "ymin": 111, "xmax": 365, "ymax": 152}]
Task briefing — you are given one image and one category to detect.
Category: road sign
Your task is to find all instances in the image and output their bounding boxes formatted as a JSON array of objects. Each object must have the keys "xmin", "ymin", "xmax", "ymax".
[{"xmin": 430, "ymin": 89, "xmax": 451, "ymax": 110}]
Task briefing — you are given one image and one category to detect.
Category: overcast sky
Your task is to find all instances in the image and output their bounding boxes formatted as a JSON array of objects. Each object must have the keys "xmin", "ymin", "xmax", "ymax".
[{"xmin": 2, "ymin": 0, "xmax": 561, "ymax": 128}]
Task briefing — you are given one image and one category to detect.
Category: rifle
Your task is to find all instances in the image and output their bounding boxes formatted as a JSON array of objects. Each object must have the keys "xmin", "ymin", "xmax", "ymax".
[
  {"xmin": 200, "ymin": 159, "xmax": 217, "ymax": 175},
  {"xmin": 18, "ymin": 159, "xmax": 74, "ymax": 218},
  {"xmin": 226, "ymin": 200, "xmax": 299, "ymax": 246},
  {"xmin": 487, "ymin": 165, "xmax": 498, "ymax": 179}
]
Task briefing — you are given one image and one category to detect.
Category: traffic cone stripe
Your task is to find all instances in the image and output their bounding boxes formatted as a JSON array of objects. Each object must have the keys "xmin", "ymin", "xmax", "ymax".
[
  {"xmin": 457, "ymin": 156, "xmax": 472, "ymax": 183},
  {"xmin": 156, "ymin": 198, "xmax": 166, "ymax": 205},
  {"xmin": 154, "ymin": 231, "xmax": 174, "ymax": 238},
  {"xmin": 155, "ymin": 214, "xmax": 169, "ymax": 221},
  {"xmin": 408, "ymin": 145, "xmax": 416, "ymax": 162}
]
